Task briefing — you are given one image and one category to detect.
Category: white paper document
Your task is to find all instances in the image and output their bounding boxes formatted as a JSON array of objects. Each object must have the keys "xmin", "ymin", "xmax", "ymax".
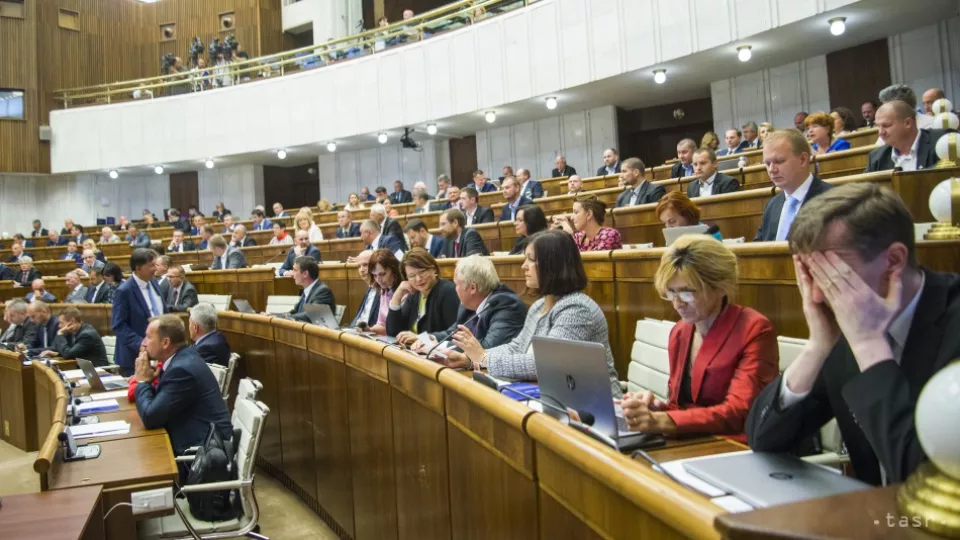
[
  {"xmin": 76, "ymin": 375, "xmax": 124, "ymax": 387},
  {"xmin": 61, "ymin": 368, "xmax": 108, "ymax": 380},
  {"xmin": 68, "ymin": 420, "xmax": 131, "ymax": 439},
  {"xmin": 90, "ymin": 389, "xmax": 130, "ymax": 401}
]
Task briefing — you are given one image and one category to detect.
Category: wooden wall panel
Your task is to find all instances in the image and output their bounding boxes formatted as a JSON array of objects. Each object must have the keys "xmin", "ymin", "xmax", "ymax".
[{"xmin": 0, "ymin": 0, "xmax": 40, "ymax": 173}]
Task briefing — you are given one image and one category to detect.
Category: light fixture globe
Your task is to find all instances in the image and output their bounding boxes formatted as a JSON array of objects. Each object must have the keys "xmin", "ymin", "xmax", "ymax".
[
  {"xmin": 915, "ymin": 360, "xmax": 960, "ymax": 478},
  {"xmin": 326, "ymin": 142, "xmax": 337, "ymax": 152},
  {"xmin": 929, "ymin": 179, "xmax": 958, "ymax": 223},
  {"xmin": 108, "ymin": 170, "xmax": 119, "ymax": 179},
  {"xmin": 205, "ymin": 159, "xmax": 215, "ymax": 169},
  {"xmin": 154, "ymin": 165, "xmax": 164, "ymax": 175},
  {"xmin": 277, "ymin": 149, "xmax": 287, "ymax": 160},
  {"xmin": 933, "ymin": 98, "xmax": 955, "ymax": 115},
  {"xmin": 828, "ymin": 17, "xmax": 846, "ymax": 36},
  {"xmin": 737, "ymin": 45, "xmax": 752, "ymax": 62},
  {"xmin": 378, "ymin": 133, "xmax": 388, "ymax": 144},
  {"xmin": 426, "ymin": 124, "xmax": 438, "ymax": 135},
  {"xmin": 653, "ymin": 69, "xmax": 667, "ymax": 84},
  {"xmin": 935, "ymin": 133, "xmax": 960, "ymax": 167},
  {"xmin": 935, "ymin": 112, "xmax": 960, "ymax": 131},
  {"xmin": 485, "ymin": 111, "xmax": 497, "ymax": 123},
  {"xmin": 545, "ymin": 97, "xmax": 558, "ymax": 110}
]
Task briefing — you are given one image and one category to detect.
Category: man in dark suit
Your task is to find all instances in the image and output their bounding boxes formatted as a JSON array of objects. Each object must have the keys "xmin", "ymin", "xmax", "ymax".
[
  {"xmin": 467, "ymin": 170, "xmax": 498, "ymax": 193},
  {"xmin": 126, "ymin": 225, "xmax": 152, "ymax": 249},
  {"xmin": 189, "ymin": 215, "xmax": 204, "ymax": 236},
  {"xmin": 164, "ymin": 265, "xmax": 199, "ymax": 312},
  {"xmin": 597, "ymin": 148, "xmax": 621, "ymax": 176},
  {"xmin": 748, "ymin": 182, "xmax": 960, "ymax": 486},
  {"xmin": 499, "ymin": 177, "xmax": 533, "ymax": 221},
  {"xmin": 112, "ymin": 249, "xmax": 165, "ymax": 376},
  {"xmin": 360, "ymin": 187, "xmax": 375, "ymax": 202},
  {"xmin": 197, "ymin": 225, "xmax": 214, "ymax": 251},
  {"xmin": 716, "ymin": 128, "xmax": 749, "ymax": 157},
  {"xmin": 71, "ymin": 225, "xmax": 91, "ymax": 246},
  {"xmin": 188, "ymin": 303, "xmax": 231, "ymax": 366},
  {"xmin": 0, "ymin": 262, "xmax": 13, "ymax": 281},
  {"xmin": 435, "ymin": 175, "xmax": 451, "ymax": 200},
  {"xmin": 61, "ymin": 242, "xmax": 82, "ymax": 265},
  {"xmin": 429, "ymin": 186, "xmax": 460, "ymax": 213},
  {"xmin": 250, "ymin": 209, "xmax": 274, "ymax": 232},
  {"xmin": 155, "ymin": 255, "xmax": 172, "ymax": 301},
  {"xmin": 26, "ymin": 301, "xmax": 59, "ymax": 354},
  {"xmin": 86, "ymin": 268, "xmax": 113, "ymax": 304},
  {"xmin": 516, "ymin": 168, "xmax": 544, "ymax": 200},
  {"xmin": 166, "ymin": 209, "xmax": 191, "ymax": 233},
  {"xmin": 25, "ymin": 279, "xmax": 57, "ymax": 304},
  {"xmin": 348, "ymin": 251, "xmax": 381, "ymax": 328},
  {"xmin": 30, "ymin": 220, "xmax": 48, "ymax": 240},
  {"xmin": 404, "ymin": 219, "xmax": 445, "ymax": 257},
  {"xmin": 551, "ymin": 155, "xmax": 577, "ymax": 178},
  {"xmin": 670, "ymin": 138, "xmax": 698, "ymax": 179},
  {"xmin": 63, "ymin": 271, "xmax": 88, "ymax": 303},
  {"xmin": 0, "ymin": 299, "xmax": 37, "ymax": 347},
  {"xmin": 359, "ymin": 219, "xmax": 405, "ymax": 255},
  {"xmin": 38, "ymin": 307, "xmax": 109, "ymax": 366},
  {"xmin": 15, "ymin": 258, "xmax": 42, "ymax": 287},
  {"xmin": 209, "ymin": 235, "xmax": 248, "ymax": 270},
  {"xmin": 687, "ymin": 148, "xmax": 741, "ymax": 198},
  {"xmin": 861, "ymin": 99, "xmax": 878, "ymax": 128},
  {"xmin": 278, "ymin": 230, "xmax": 322, "ymax": 276},
  {"xmin": 459, "ymin": 187, "xmax": 495, "ymax": 225},
  {"xmin": 412, "ymin": 181, "xmax": 432, "ymax": 202},
  {"xmin": 288, "ymin": 257, "xmax": 336, "ymax": 323},
  {"xmin": 615, "ymin": 158, "xmax": 665, "ymax": 208},
  {"xmin": 389, "ymin": 180, "xmax": 413, "ymax": 204},
  {"xmin": 166, "ymin": 230, "xmax": 196, "ymax": 253},
  {"xmin": 6, "ymin": 242, "xmax": 30, "ymax": 263},
  {"xmin": 272, "ymin": 202, "xmax": 289, "ymax": 219},
  {"xmin": 754, "ymin": 130, "xmax": 833, "ymax": 242},
  {"xmin": 134, "ymin": 315, "xmax": 232, "ymax": 455},
  {"xmin": 369, "ymin": 204, "xmax": 406, "ymax": 247},
  {"xmin": 335, "ymin": 210, "xmax": 361, "ymax": 239},
  {"xmin": 439, "ymin": 209, "xmax": 489, "ymax": 258},
  {"xmin": 60, "ymin": 219, "xmax": 75, "ymax": 237},
  {"xmin": 229, "ymin": 225, "xmax": 256, "ymax": 249},
  {"xmin": 45, "ymin": 229, "xmax": 68, "ymax": 247},
  {"xmin": 866, "ymin": 100, "xmax": 942, "ymax": 172}
]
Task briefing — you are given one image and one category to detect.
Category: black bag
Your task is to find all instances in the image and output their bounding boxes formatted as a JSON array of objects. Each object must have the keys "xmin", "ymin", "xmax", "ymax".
[{"xmin": 185, "ymin": 423, "xmax": 239, "ymax": 522}]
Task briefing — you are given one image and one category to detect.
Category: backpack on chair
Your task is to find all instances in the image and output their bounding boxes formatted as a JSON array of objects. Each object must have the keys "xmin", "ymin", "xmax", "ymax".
[{"xmin": 185, "ymin": 423, "xmax": 240, "ymax": 522}]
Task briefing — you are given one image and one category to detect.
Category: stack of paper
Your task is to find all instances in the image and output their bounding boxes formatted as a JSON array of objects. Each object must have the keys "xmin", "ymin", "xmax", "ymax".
[
  {"xmin": 68, "ymin": 420, "xmax": 131, "ymax": 440},
  {"xmin": 90, "ymin": 390, "xmax": 130, "ymax": 401},
  {"xmin": 76, "ymin": 375, "xmax": 124, "ymax": 387},
  {"xmin": 76, "ymin": 399, "xmax": 120, "ymax": 414},
  {"xmin": 61, "ymin": 368, "xmax": 108, "ymax": 380}
]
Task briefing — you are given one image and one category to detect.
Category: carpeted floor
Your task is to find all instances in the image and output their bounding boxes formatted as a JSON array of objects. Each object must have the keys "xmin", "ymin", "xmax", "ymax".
[{"xmin": 0, "ymin": 440, "xmax": 338, "ymax": 540}]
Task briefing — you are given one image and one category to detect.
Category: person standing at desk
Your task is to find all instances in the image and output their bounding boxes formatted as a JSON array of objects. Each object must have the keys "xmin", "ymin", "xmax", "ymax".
[{"xmin": 112, "ymin": 249, "xmax": 165, "ymax": 377}]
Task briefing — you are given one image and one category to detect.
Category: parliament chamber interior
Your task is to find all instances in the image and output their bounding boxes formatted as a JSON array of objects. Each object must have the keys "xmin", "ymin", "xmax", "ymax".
[{"xmin": 3, "ymin": 0, "xmax": 960, "ymax": 538}]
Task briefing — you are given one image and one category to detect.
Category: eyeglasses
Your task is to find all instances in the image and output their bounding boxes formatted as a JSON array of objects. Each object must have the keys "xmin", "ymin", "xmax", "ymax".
[
  {"xmin": 660, "ymin": 290, "xmax": 696, "ymax": 303},
  {"xmin": 406, "ymin": 270, "xmax": 434, "ymax": 282}
]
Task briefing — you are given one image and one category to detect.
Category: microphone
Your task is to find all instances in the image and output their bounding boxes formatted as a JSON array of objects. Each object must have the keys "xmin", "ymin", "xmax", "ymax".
[
  {"xmin": 426, "ymin": 309, "xmax": 482, "ymax": 359},
  {"xmin": 703, "ymin": 224, "xmax": 720, "ymax": 237}
]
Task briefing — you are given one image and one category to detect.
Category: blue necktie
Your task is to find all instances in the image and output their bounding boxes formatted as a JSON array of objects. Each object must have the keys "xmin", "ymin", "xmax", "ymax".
[
  {"xmin": 776, "ymin": 195, "xmax": 801, "ymax": 241},
  {"xmin": 147, "ymin": 284, "xmax": 162, "ymax": 317},
  {"xmin": 684, "ymin": 165, "xmax": 693, "ymax": 177},
  {"xmin": 85, "ymin": 286, "xmax": 95, "ymax": 302}
]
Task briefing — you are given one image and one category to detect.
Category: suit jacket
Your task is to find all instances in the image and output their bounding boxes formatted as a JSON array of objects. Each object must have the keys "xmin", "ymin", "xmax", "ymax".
[
  {"xmin": 87, "ymin": 282, "xmax": 114, "ymax": 304},
  {"xmin": 279, "ymin": 245, "xmax": 322, "ymax": 274},
  {"xmin": 194, "ymin": 331, "xmax": 231, "ymax": 367},
  {"xmin": 429, "ymin": 201, "xmax": 453, "ymax": 213},
  {"xmin": 165, "ymin": 281, "xmax": 199, "ymax": 312},
  {"xmin": 252, "ymin": 219, "xmax": 274, "ymax": 232},
  {"xmin": 31, "ymin": 228, "xmax": 49, "ymax": 238},
  {"xmin": 753, "ymin": 176, "xmax": 833, "ymax": 242},
  {"xmin": 16, "ymin": 269, "xmax": 42, "ymax": 287},
  {"xmin": 75, "ymin": 234, "xmax": 91, "ymax": 246},
  {"xmin": 865, "ymin": 129, "xmax": 943, "ymax": 172},
  {"xmin": 135, "ymin": 345, "xmax": 233, "ymax": 454},
  {"xmin": 615, "ymin": 182, "xmax": 666, "ymax": 208},
  {"xmin": 62, "ymin": 252, "xmax": 82, "ymax": 264},
  {"xmin": 390, "ymin": 190, "xmax": 413, "ymax": 204},
  {"xmin": 29, "ymin": 315, "xmax": 60, "ymax": 354},
  {"xmin": 596, "ymin": 162, "xmax": 621, "ymax": 176},
  {"xmin": 466, "ymin": 206, "xmax": 495, "ymax": 225},
  {"xmin": 166, "ymin": 240, "xmax": 196, "ymax": 253},
  {"xmin": 6, "ymin": 320, "xmax": 39, "ymax": 346},
  {"xmin": 423, "ymin": 235, "xmax": 445, "ymax": 258},
  {"xmin": 128, "ymin": 232, "xmax": 152, "ymax": 248},
  {"xmin": 50, "ymin": 323, "xmax": 108, "ymax": 366},
  {"xmin": 210, "ymin": 247, "xmax": 248, "ymax": 270},
  {"xmin": 47, "ymin": 236, "xmax": 69, "ymax": 247},
  {"xmin": 747, "ymin": 269, "xmax": 960, "ymax": 485},
  {"xmin": 230, "ymin": 237, "xmax": 257, "ymax": 249},
  {"xmin": 350, "ymin": 287, "xmax": 381, "ymax": 328},
  {"xmin": 442, "ymin": 228, "xmax": 489, "ymax": 258},
  {"xmin": 686, "ymin": 173, "xmax": 741, "ymax": 198},
  {"xmin": 25, "ymin": 291, "xmax": 57, "ymax": 303},
  {"xmin": 716, "ymin": 141, "xmax": 749, "ymax": 157},
  {"xmin": 65, "ymin": 285, "xmax": 89, "ymax": 304},
  {"xmin": 663, "ymin": 305, "xmax": 778, "ymax": 442},
  {"xmin": 112, "ymin": 277, "xmax": 165, "ymax": 370},
  {"xmin": 500, "ymin": 197, "xmax": 534, "ymax": 221},
  {"xmin": 551, "ymin": 166, "xmax": 577, "ymax": 178},
  {"xmin": 198, "ymin": 239, "xmax": 208, "ymax": 250},
  {"xmin": 386, "ymin": 279, "xmax": 460, "ymax": 337},
  {"xmin": 7, "ymin": 254, "xmax": 34, "ymax": 264},
  {"xmin": 381, "ymin": 218, "xmax": 405, "ymax": 245},
  {"xmin": 430, "ymin": 285, "xmax": 528, "ymax": 349},
  {"xmin": 370, "ymin": 234, "xmax": 405, "ymax": 255},
  {"xmin": 671, "ymin": 162, "xmax": 695, "ymax": 179},
  {"xmin": 468, "ymin": 182, "xmax": 498, "ymax": 193},
  {"xmin": 158, "ymin": 277, "xmax": 170, "ymax": 301},
  {"xmin": 290, "ymin": 281, "xmax": 336, "ymax": 323},
  {"xmin": 336, "ymin": 223, "xmax": 361, "ymax": 239},
  {"xmin": 519, "ymin": 180, "xmax": 545, "ymax": 200},
  {"xmin": 0, "ymin": 263, "xmax": 13, "ymax": 281}
]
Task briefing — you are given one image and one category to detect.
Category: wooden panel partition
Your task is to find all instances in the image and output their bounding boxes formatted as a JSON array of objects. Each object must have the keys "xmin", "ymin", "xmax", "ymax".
[{"xmin": 0, "ymin": 350, "xmax": 36, "ymax": 451}]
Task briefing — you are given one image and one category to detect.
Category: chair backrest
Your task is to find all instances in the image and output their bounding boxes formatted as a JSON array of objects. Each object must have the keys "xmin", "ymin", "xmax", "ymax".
[
  {"xmin": 627, "ymin": 319, "xmax": 675, "ymax": 400},
  {"xmin": 777, "ymin": 336, "xmax": 808, "ymax": 372},
  {"xmin": 181, "ymin": 264, "xmax": 193, "ymax": 273},
  {"xmin": 265, "ymin": 295, "xmax": 299, "ymax": 313},
  {"xmin": 222, "ymin": 353, "xmax": 239, "ymax": 400},
  {"xmin": 101, "ymin": 335, "xmax": 117, "ymax": 365},
  {"xmin": 233, "ymin": 398, "xmax": 270, "ymax": 518},
  {"xmin": 208, "ymin": 363, "xmax": 227, "ymax": 393},
  {"xmin": 233, "ymin": 377, "xmax": 263, "ymax": 413},
  {"xmin": 334, "ymin": 305, "xmax": 345, "ymax": 325},
  {"xmin": 197, "ymin": 294, "xmax": 232, "ymax": 311}
]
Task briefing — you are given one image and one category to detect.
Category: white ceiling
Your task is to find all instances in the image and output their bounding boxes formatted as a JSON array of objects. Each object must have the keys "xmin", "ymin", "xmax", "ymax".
[{"xmin": 115, "ymin": 0, "xmax": 959, "ymax": 175}]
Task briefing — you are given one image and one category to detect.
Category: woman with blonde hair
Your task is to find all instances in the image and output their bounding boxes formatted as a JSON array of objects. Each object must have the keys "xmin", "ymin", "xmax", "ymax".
[
  {"xmin": 758, "ymin": 122, "xmax": 774, "ymax": 146},
  {"xmin": 700, "ymin": 131, "xmax": 720, "ymax": 151},
  {"xmin": 82, "ymin": 238, "xmax": 106, "ymax": 263},
  {"xmin": 619, "ymin": 235, "xmax": 778, "ymax": 442},
  {"xmin": 317, "ymin": 199, "xmax": 334, "ymax": 213},
  {"xmin": 344, "ymin": 193, "xmax": 363, "ymax": 211},
  {"xmin": 294, "ymin": 211, "xmax": 323, "ymax": 242}
]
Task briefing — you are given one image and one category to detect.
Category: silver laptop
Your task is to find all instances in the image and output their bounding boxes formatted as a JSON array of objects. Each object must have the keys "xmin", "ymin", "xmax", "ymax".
[
  {"xmin": 663, "ymin": 224, "xmax": 709, "ymax": 246},
  {"xmin": 683, "ymin": 452, "xmax": 869, "ymax": 508},
  {"xmin": 303, "ymin": 304, "xmax": 341, "ymax": 329},
  {"xmin": 77, "ymin": 358, "xmax": 127, "ymax": 391},
  {"xmin": 233, "ymin": 299, "xmax": 256, "ymax": 314},
  {"xmin": 532, "ymin": 337, "xmax": 647, "ymax": 451}
]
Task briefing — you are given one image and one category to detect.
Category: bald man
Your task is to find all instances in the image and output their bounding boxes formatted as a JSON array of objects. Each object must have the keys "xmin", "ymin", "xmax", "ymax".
[
  {"xmin": 25, "ymin": 279, "xmax": 56, "ymax": 303},
  {"xmin": 867, "ymin": 100, "xmax": 943, "ymax": 172},
  {"xmin": 230, "ymin": 224, "xmax": 256, "ymax": 248},
  {"xmin": 922, "ymin": 88, "xmax": 946, "ymax": 116}
]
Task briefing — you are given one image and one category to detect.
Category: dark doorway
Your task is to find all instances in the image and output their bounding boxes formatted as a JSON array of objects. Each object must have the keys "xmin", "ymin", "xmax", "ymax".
[
  {"xmin": 263, "ymin": 163, "xmax": 320, "ymax": 210},
  {"xmin": 169, "ymin": 172, "xmax": 199, "ymax": 215},
  {"xmin": 449, "ymin": 136, "xmax": 478, "ymax": 187},
  {"xmin": 618, "ymin": 98, "xmax": 714, "ymax": 167},
  {"xmin": 827, "ymin": 39, "xmax": 890, "ymax": 123}
]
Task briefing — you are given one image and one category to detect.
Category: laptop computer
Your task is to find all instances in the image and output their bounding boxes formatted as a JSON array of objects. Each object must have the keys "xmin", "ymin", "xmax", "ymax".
[
  {"xmin": 77, "ymin": 358, "xmax": 127, "ymax": 391},
  {"xmin": 532, "ymin": 336, "xmax": 651, "ymax": 451},
  {"xmin": 683, "ymin": 452, "xmax": 869, "ymax": 508},
  {"xmin": 302, "ymin": 304, "xmax": 341, "ymax": 329},
  {"xmin": 663, "ymin": 224, "xmax": 709, "ymax": 246},
  {"xmin": 233, "ymin": 299, "xmax": 256, "ymax": 314}
]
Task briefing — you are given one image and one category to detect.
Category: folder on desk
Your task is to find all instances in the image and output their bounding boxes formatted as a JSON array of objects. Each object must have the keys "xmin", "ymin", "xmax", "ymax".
[
  {"xmin": 76, "ymin": 400, "xmax": 120, "ymax": 414},
  {"xmin": 68, "ymin": 421, "xmax": 131, "ymax": 439}
]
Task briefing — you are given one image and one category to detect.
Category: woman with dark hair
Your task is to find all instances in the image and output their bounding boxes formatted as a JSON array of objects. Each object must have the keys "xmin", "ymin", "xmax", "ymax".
[
  {"xmin": 830, "ymin": 107, "xmax": 859, "ymax": 137},
  {"xmin": 655, "ymin": 192, "xmax": 722, "ymax": 241},
  {"xmin": 388, "ymin": 248, "xmax": 460, "ymax": 343},
  {"xmin": 101, "ymin": 262, "xmax": 125, "ymax": 301},
  {"xmin": 450, "ymin": 230, "xmax": 621, "ymax": 397},
  {"xmin": 212, "ymin": 202, "xmax": 230, "ymax": 222},
  {"xmin": 553, "ymin": 195, "xmax": 622, "ymax": 251},
  {"xmin": 367, "ymin": 249, "xmax": 402, "ymax": 336},
  {"xmin": 509, "ymin": 204, "xmax": 548, "ymax": 255}
]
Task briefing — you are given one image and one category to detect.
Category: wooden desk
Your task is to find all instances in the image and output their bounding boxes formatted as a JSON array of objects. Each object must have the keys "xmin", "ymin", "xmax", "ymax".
[
  {"xmin": 0, "ymin": 485, "xmax": 105, "ymax": 540},
  {"xmin": 0, "ymin": 350, "xmax": 37, "ymax": 451}
]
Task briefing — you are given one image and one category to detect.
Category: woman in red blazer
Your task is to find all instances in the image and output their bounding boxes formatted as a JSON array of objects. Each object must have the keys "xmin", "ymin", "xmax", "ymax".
[{"xmin": 620, "ymin": 236, "xmax": 779, "ymax": 442}]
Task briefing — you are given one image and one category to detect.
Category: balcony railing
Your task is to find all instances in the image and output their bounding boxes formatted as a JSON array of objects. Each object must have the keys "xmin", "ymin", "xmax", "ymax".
[{"xmin": 53, "ymin": 0, "xmax": 530, "ymax": 108}]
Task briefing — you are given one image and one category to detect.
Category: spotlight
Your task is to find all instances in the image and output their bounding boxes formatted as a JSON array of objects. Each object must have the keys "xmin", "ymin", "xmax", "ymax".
[
  {"xmin": 829, "ymin": 17, "xmax": 846, "ymax": 36},
  {"xmin": 377, "ymin": 133, "xmax": 388, "ymax": 144},
  {"xmin": 154, "ymin": 165, "xmax": 164, "ymax": 175},
  {"xmin": 426, "ymin": 123, "xmax": 438, "ymax": 135},
  {"xmin": 545, "ymin": 97, "xmax": 558, "ymax": 110},
  {"xmin": 653, "ymin": 69, "xmax": 667, "ymax": 84},
  {"xmin": 205, "ymin": 159, "xmax": 215, "ymax": 169},
  {"xmin": 485, "ymin": 111, "xmax": 497, "ymax": 123},
  {"xmin": 327, "ymin": 142, "xmax": 337, "ymax": 152},
  {"xmin": 737, "ymin": 45, "xmax": 752, "ymax": 62},
  {"xmin": 108, "ymin": 170, "xmax": 119, "ymax": 179},
  {"xmin": 277, "ymin": 149, "xmax": 287, "ymax": 160}
]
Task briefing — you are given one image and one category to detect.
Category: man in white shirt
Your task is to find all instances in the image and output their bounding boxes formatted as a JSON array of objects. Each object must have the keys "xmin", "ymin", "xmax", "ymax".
[
  {"xmin": 867, "ymin": 100, "xmax": 941, "ymax": 173},
  {"xmin": 747, "ymin": 182, "xmax": 960, "ymax": 486},
  {"xmin": 686, "ymin": 148, "xmax": 740, "ymax": 198}
]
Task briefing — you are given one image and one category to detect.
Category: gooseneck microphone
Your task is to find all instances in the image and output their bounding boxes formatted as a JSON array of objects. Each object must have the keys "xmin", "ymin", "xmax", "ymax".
[{"xmin": 425, "ymin": 310, "xmax": 481, "ymax": 360}]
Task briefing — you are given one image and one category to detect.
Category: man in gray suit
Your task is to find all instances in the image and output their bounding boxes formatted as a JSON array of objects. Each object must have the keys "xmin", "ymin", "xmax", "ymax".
[
  {"xmin": 164, "ymin": 265, "xmax": 199, "ymax": 312},
  {"xmin": 80, "ymin": 249, "xmax": 105, "ymax": 276},
  {"xmin": 126, "ymin": 224, "xmax": 152, "ymax": 248},
  {"xmin": 209, "ymin": 234, "xmax": 248, "ymax": 269},
  {"xmin": 63, "ymin": 271, "xmax": 89, "ymax": 303}
]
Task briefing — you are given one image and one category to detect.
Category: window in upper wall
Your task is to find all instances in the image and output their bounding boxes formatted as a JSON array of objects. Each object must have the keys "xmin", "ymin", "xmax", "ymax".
[
  {"xmin": 0, "ymin": 0, "xmax": 26, "ymax": 19},
  {"xmin": 0, "ymin": 89, "xmax": 25, "ymax": 120}
]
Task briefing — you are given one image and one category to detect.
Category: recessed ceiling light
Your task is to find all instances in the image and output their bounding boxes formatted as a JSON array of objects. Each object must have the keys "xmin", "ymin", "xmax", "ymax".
[
  {"xmin": 545, "ymin": 97, "xmax": 558, "ymax": 110},
  {"xmin": 653, "ymin": 69, "xmax": 667, "ymax": 84},
  {"xmin": 426, "ymin": 123, "xmax": 438, "ymax": 135},
  {"xmin": 205, "ymin": 159, "xmax": 215, "ymax": 169},
  {"xmin": 829, "ymin": 17, "xmax": 846, "ymax": 36},
  {"xmin": 327, "ymin": 142, "xmax": 337, "ymax": 152},
  {"xmin": 154, "ymin": 165, "xmax": 164, "ymax": 174},
  {"xmin": 485, "ymin": 111, "xmax": 497, "ymax": 123},
  {"xmin": 377, "ymin": 133, "xmax": 388, "ymax": 144},
  {"xmin": 737, "ymin": 45, "xmax": 752, "ymax": 62},
  {"xmin": 277, "ymin": 149, "xmax": 287, "ymax": 160},
  {"xmin": 108, "ymin": 170, "xmax": 119, "ymax": 179}
]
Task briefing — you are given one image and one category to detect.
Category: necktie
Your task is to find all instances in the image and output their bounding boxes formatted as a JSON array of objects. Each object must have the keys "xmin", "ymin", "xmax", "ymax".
[
  {"xmin": 294, "ymin": 294, "xmax": 305, "ymax": 313},
  {"xmin": 85, "ymin": 286, "xmax": 95, "ymax": 302},
  {"xmin": 147, "ymin": 284, "xmax": 162, "ymax": 317},
  {"xmin": 173, "ymin": 288, "xmax": 179, "ymax": 307},
  {"xmin": 776, "ymin": 195, "xmax": 801, "ymax": 241},
  {"xmin": 43, "ymin": 328, "xmax": 48, "ymax": 348},
  {"xmin": 454, "ymin": 240, "xmax": 460, "ymax": 257},
  {"xmin": 629, "ymin": 189, "xmax": 639, "ymax": 206},
  {"xmin": 684, "ymin": 165, "xmax": 693, "ymax": 177}
]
